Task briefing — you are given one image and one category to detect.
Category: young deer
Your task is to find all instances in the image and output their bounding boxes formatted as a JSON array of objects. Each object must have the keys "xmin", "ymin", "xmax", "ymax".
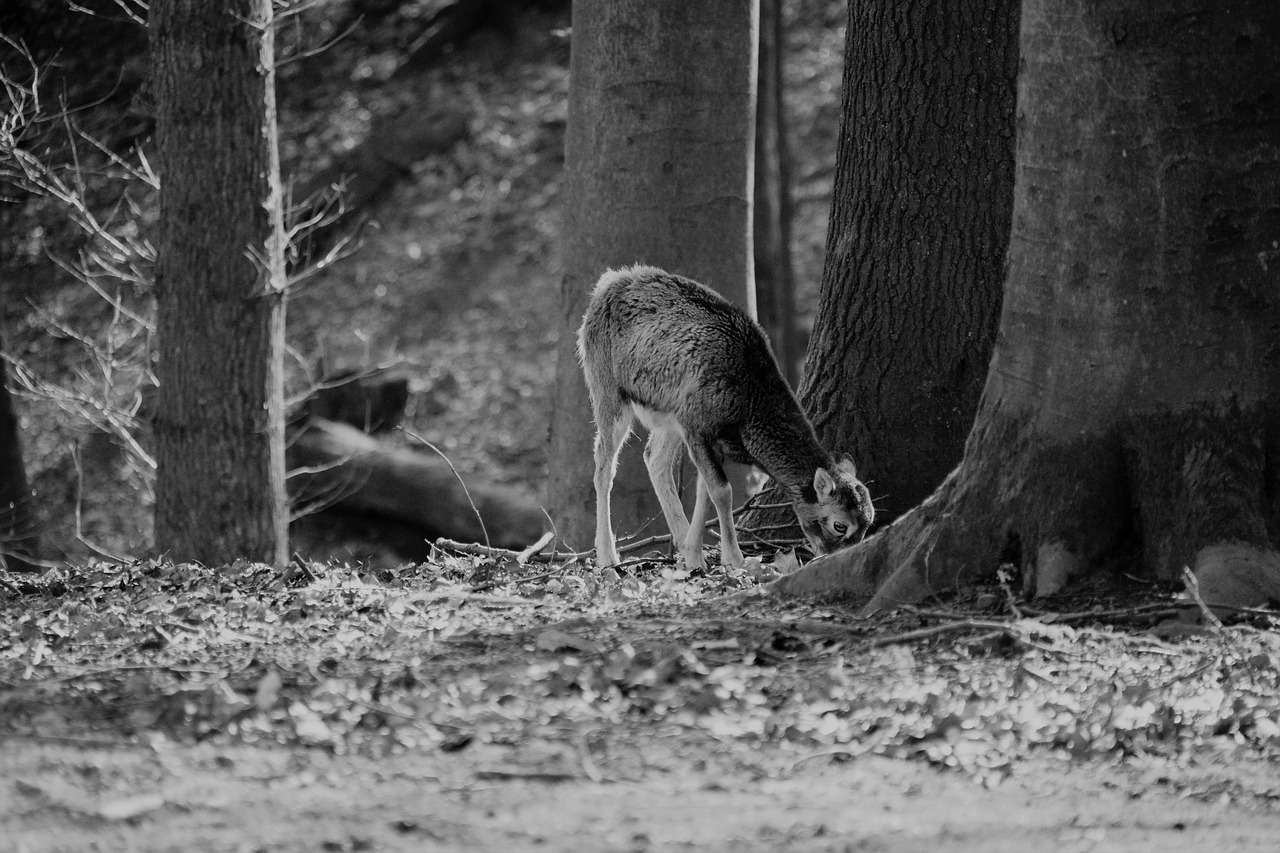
[{"xmin": 578, "ymin": 265, "xmax": 874, "ymax": 570}]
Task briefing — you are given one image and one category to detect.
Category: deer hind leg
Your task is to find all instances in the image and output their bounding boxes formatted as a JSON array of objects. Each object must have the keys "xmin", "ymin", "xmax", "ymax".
[
  {"xmin": 592, "ymin": 405, "xmax": 634, "ymax": 566},
  {"xmin": 686, "ymin": 440, "xmax": 745, "ymax": 569},
  {"xmin": 643, "ymin": 426, "xmax": 702, "ymax": 570},
  {"xmin": 680, "ymin": 474, "xmax": 712, "ymax": 570}
]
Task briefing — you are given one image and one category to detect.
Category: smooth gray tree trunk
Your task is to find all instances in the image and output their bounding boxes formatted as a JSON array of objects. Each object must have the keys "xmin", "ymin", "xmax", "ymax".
[
  {"xmin": 754, "ymin": 0, "xmax": 798, "ymax": 387},
  {"xmin": 547, "ymin": 0, "xmax": 759, "ymax": 553}
]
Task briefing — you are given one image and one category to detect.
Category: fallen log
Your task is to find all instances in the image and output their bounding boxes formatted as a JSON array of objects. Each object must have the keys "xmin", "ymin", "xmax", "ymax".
[
  {"xmin": 390, "ymin": 0, "xmax": 571, "ymax": 80},
  {"xmin": 300, "ymin": 368, "xmax": 410, "ymax": 434},
  {"xmin": 288, "ymin": 418, "xmax": 547, "ymax": 554}
]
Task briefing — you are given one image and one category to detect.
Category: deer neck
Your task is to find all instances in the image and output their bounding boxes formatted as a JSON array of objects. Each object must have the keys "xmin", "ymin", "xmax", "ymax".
[{"xmin": 743, "ymin": 415, "xmax": 831, "ymax": 502}]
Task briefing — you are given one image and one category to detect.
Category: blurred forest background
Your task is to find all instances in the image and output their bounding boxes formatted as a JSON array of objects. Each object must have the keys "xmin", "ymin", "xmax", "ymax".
[{"xmin": 0, "ymin": 0, "xmax": 846, "ymax": 568}]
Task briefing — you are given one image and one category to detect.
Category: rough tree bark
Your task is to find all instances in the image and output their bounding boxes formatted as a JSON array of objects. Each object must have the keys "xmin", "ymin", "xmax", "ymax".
[
  {"xmin": 546, "ymin": 0, "xmax": 759, "ymax": 552},
  {"xmin": 796, "ymin": 0, "xmax": 1020, "ymax": 524},
  {"xmin": 753, "ymin": 0, "xmax": 798, "ymax": 386},
  {"xmin": 777, "ymin": 0, "xmax": 1280, "ymax": 613},
  {"xmin": 150, "ymin": 0, "xmax": 288, "ymax": 565},
  {"xmin": 0, "ymin": 351, "xmax": 39, "ymax": 572}
]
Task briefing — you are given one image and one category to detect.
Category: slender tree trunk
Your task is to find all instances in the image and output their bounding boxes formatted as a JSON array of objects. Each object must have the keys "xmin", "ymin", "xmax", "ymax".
[
  {"xmin": 0, "ymin": 353, "xmax": 39, "ymax": 572},
  {"xmin": 753, "ymin": 0, "xmax": 797, "ymax": 386},
  {"xmin": 798, "ymin": 0, "xmax": 1019, "ymax": 522},
  {"xmin": 547, "ymin": 0, "xmax": 759, "ymax": 552},
  {"xmin": 150, "ymin": 0, "xmax": 288, "ymax": 565},
  {"xmin": 777, "ymin": 0, "xmax": 1280, "ymax": 612}
]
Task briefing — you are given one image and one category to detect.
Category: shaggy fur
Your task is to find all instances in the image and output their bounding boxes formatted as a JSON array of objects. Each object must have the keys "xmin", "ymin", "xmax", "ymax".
[{"xmin": 578, "ymin": 265, "xmax": 874, "ymax": 570}]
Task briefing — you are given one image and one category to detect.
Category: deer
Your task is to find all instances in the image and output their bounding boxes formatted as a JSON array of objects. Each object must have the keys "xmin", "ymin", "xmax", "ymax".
[{"xmin": 577, "ymin": 264, "xmax": 875, "ymax": 571}]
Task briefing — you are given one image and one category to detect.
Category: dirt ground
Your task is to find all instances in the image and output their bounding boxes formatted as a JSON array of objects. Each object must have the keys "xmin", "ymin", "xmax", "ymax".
[
  {"xmin": 4, "ymin": 560, "xmax": 1280, "ymax": 852},
  {"xmin": 7, "ymin": 739, "xmax": 1280, "ymax": 852}
]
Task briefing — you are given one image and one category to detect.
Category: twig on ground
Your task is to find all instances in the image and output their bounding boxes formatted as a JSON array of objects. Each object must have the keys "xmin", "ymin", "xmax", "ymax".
[
  {"xmin": 1041, "ymin": 603, "xmax": 1183, "ymax": 624},
  {"xmin": 851, "ymin": 619, "xmax": 1027, "ymax": 652},
  {"xmin": 435, "ymin": 538, "xmax": 589, "ymax": 563},
  {"xmin": 400, "ymin": 426, "xmax": 489, "ymax": 549},
  {"xmin": 907, "ymin": 600, "xmax": 1196, "ymax": 628},
  {"xmin": 997, "ymin": 565, "xmax": 1023, "ymax": 619},
  {"xmin": 281, "ymin": 558, "xmax": 318, "ymax": 585},
  {"xmin": 898, "ymin": 605, "xmax": 978, "ymax": 622},
  {"xmin": 787, "ymin": 745, "xmax": 868, "ymax": 772},
  {"xmin": 474, "ymin": 768, "xmax": 581, "ymax": 782},
  {"xmin": 1181, "ymin": 566, "xmax": 1225, "ymax": 632},
  {"xmin": 620, "ymin": 615, "xmax": 858, "ymax": 637},
  {"xmin": 618, "ymin": 533, "xmax": 675, "ymax": 555},
  {"xmin": 516, "ymin": 530, "xmax": 556, "ymax": 564}
]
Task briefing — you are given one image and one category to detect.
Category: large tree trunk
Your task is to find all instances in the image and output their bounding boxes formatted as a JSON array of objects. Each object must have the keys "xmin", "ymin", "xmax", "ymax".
[
  {"xmin": 798, "ymin": 0, "xmax": 1018, "ymax": 523},
  {"xmin": 546, "ymin": 0, "xmax": 759, "ymax": 552},
  {"xmin": 150, "ymin": 0, "xmax": 289, "ymax": 566},
  {"xmin": 777, "ymin": 0, "xmax": 1280, "ymax": 612},
  {"xmin": 0, "ymin": 353, "xmax": 39, "ymax": 572},
  {"xmin": 753, "ymin": 0, "xmax": 798, "ymax": 386}
]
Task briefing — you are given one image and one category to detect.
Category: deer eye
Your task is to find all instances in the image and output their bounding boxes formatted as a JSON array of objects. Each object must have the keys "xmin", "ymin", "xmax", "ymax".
[{"xmin": 832, "ymin": 521, "xmax": 848, "ymax": 537}]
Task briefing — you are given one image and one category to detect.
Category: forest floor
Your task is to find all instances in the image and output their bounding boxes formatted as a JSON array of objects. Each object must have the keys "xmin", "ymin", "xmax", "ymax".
[{"xmin": 4, "ymin": 559, "xmax": 1280, "ymax": 852}]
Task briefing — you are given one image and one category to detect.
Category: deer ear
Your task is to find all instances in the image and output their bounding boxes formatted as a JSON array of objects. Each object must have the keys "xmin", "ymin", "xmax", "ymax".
[
  {"xmin": 813, "ymin": 467, "xmax": 836, "ymax": 499},
  {"xmin": 836, "ymin": 454, "xmax": 857, "ymax": 477}
]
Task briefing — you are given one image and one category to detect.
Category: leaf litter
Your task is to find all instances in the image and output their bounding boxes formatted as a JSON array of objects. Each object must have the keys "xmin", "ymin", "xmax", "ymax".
[{"xmin": 3, "ymin": 554, "xmax": 1280, "ymax": 795}]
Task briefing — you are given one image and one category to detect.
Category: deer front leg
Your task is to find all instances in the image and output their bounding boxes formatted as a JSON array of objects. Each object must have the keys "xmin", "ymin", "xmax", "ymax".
[{"xmin": 687, "ymin": 441, "xmax": 745, "ymax": 570}]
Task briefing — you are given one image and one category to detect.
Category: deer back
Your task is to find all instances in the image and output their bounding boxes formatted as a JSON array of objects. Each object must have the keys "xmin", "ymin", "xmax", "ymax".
[{"xmin": 579, "ymin": 266, "xmax": 820, "ymax": 472}]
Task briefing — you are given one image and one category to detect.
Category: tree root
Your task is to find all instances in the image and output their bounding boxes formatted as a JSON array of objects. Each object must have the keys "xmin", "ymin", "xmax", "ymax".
[{"xmin": 771, "ymin": 403, "xmax": 1280, "ymax": 616}]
